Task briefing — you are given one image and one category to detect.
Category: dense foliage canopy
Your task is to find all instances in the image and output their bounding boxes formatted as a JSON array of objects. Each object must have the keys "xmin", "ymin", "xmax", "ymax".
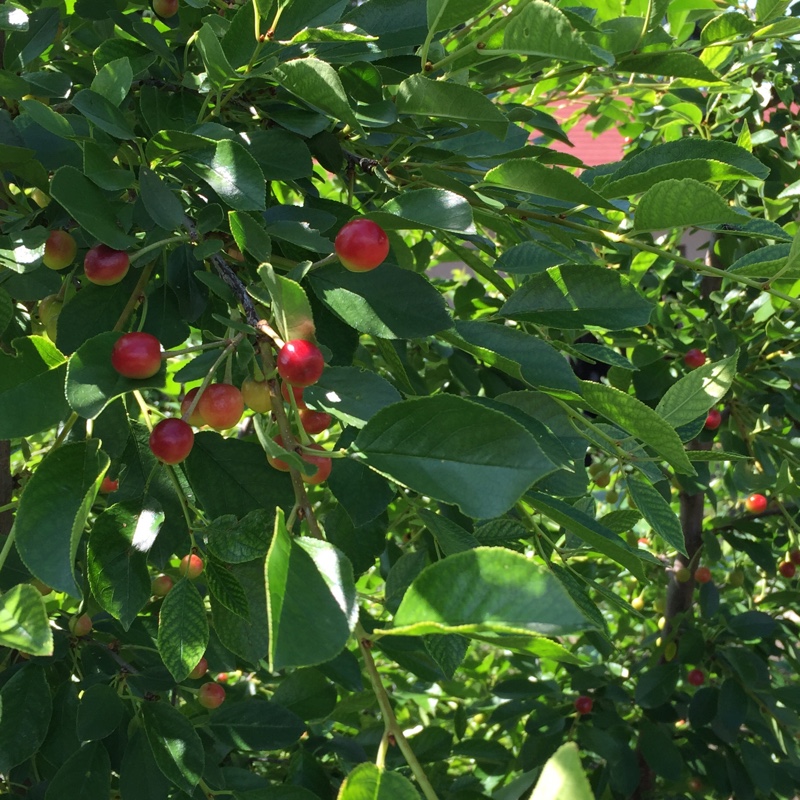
[{"xmin": 2, "ymin": 1, "xmax": 800, "ymax": 798}]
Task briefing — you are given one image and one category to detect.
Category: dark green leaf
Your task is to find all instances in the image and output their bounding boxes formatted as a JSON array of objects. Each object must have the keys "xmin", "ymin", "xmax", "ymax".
[
  {"xmin": 635, "ymin": 664, "xmax": 679, "ymax": 708},
  {"xmin": 626, "ymin": 478, "xmax": 686, "ymax": 555},
  {"xmin": 44, "ymin": 741, "xmax": 111, "ymax": 800},
  {"xmin": 418, "ymin": 508, "xmax": 479, "ymax": 555},
  {"xmin": 205, "ymin": 557, "xmax": 250, "ymax": 619},
  {"xmin": 186, "ymin": 140, "xmax": 266, "ymax": 212},
  {"xmin": 0, "ymin": 664, "xmax": 52, "ymax": 773},
  {"xmin": 204, "ymin": 509, "xmax": 275, "ymax": 564},
  {"xmin": 208, "ymin": 698, "xmax": 306, "ymax": 751},
  {"xmin": 139, "ymin": 167, "xmax": 186, "ymax": 231},
  {"xmin": 72, "ymin": 88, "xmax": 136, "ymax": 139},
  {"xmin": 157, "ymin": 578, "xmax": 210, "ymax": 682},
  {"xmin": 639, "ymin": 721, "xmax": 683, "ymax": 781},
  {"xmin": 373, "ymin": 189, "xmax": 475, "ymax": 233},
  {"xmin": 76, "ymin": 685, "xmax": 124, "ymax": 742}
]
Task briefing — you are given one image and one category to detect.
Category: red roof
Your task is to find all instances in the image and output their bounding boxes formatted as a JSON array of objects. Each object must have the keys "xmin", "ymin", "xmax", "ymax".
[{"xmin": 542, "ymin": 102, "xmax": 626, "ymax": 167}]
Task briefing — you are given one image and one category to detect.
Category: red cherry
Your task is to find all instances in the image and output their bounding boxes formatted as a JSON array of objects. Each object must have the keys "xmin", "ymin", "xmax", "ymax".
[
  {"xmin": 180, "ymin": 388, "xmax": 205, "ymax": 427},
  {"xmin": 281, "ymin": 381, "xmax": 307, "ymax": 409},
  {"xmin": 574, "ymin": 696, "xmax": 593, "ymax": 715},
  {"xmin": 152, "ymin": 0, "xmax": 179, "ymax": 17},
  {"xmin": 277, "ymin": 340, "xmax": 324, "ymax": 387},
  {"xmin": 151, "ymin": 574, "xmax": 174, "ymax": 597},
  {"xmin": 688, "ymin": 777, "xmax": 704, "ymax": 792},
  {"xmin": 188, "ymin": 657, "xmax": 208, "ymax": 680},
  {"xmin": 335, "ymin": 218, "xmax": 390, "ymax": 272},
  {"xmin": 744, "ymin": 493, "xmax": 767, "ymax": 514},
  {"xmin": 197, "ymin": 383, "xmax": 244, "ymax": 430},
  {"xmin": 198, "ymin": 682, "xmax": 225, "ymax": 709},
  {"xmin": 69, "ymin": 613, "xmax": 92, "ymax": 637},
  {"xmin": 43, "ymin": 230, "xmax": 77, "ymax": 270},
  {"xmin": 299, "ymin": 408, "xmax": 332, "ymax": 435},
  {"xmin": 149, "ymin": 418, "xmax": 194, "ymax": 464},
  {"xmin": 684, "ymin": 349, "xmax": 706, "ymax": 369},
  {"xmin": 267, "ymin": 435, "xmax": 291, "ymax": 472},
  {"xmin": 99, "ymin": 476, "xmax": 119, "ymax": 493},
  {"xmin": 779, "ymin": 561, "xmax": 796, "ymax": 579},
  {"xmin": 694, "ymin": 566, "xmax": 712, "ymax": 584},
  {"xmin": 111, "ymin": 332, "xmax": 162, "ymax": 379},
  {"xmin": 789, "ymin": 550, "xmax": 800, "ymax": 566},
  {"xmin": 84, "ymin": 244, "xmax": 130, "ymax": 286},
  {"xmin": 687, "ymin": 669, "xmax": 705, "ymax": 687},
  {"xmin": 704, "ymin": 409, "xmax": 722, "ymax": 430},
  {"xmin": 241, "ymin": 378, "xmax": 272, "ymax": 413},
  {"xmin": 179, "ymin": 554, "xmax": 204, "ymax": 579},
  {"xmin": 301, "ymin": 444, "xmax": 332, "ymax": 485},
  {"xmin": 216, "ymin": 673, "xmax": 229, "ymax": 683}
]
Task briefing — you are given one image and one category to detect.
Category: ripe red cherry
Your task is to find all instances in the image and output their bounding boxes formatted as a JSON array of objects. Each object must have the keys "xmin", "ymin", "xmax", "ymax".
[
  {"xmin": 684, "ymin": 349, "xmax": 706, "ymax": 369},
  {"xmin": 69, "ymin": 613, "xmax": 92, "ymax": 637},
  {"xmin": 198, "ymin": 682, "xmax": 226, "ymax": 709},
  {"xmin": 277, "ymin": 340, "xmax": 325, "ymax": 387},
  {"xmin": 241, "ymin": 378, "xmax": 272, "ymax": 413},
  {"xmin": 335, "ymin": 218, "xmax": 390, "ymax": 272},
  {"xmin": 99, "ymin": 476, "xmax": 119, "ymax": 493},
  {"xmin": 84, "ymin": 244, "xmax": 130, "ymax": 286},
  {"xmin": 179, "ymin": 554, "xmax": 204, "ymax": 579},
  {"xmin": 43, "ymin": 230, "xmax": 77, "ymax": 270},
  {"xmin": 789, "ymin": 550, "xmax": 800, "ymax": 566},
  {"xmin": 281, "ymin": 381, "xmax": 307, "ymax": 409},
  {"xmin": 180, "ymin": 388, "xmax": 205, "ymax": 427},
  {"xmin": 111, "ymin": 332, "xmax": 162, "ymax": 379},
  {"xmin": 197, "ymin": 383, "xmax": 244, "ymax": 430},
  {"xmin": 687, "ymin": 669, "xmax": 705, "ymax": 687},
  {"xmin": 301, "ymin": 444, "xmax": 332, "ymax": 485},
  {"xmin": 188, "ymin": 657, "xmax": 208, "ymax": 680},
  {"xmin": 151, "ymin": 574, "xmax": 174, "ymax": 597},
  {"xmin": 149, "ymin": 418, "xmax": 194, "ymax": 464},
  {"xmin": 744, "ymin": 493, "xmax": 767, "ymax": 514},
  {"xmin": 704, "ymin": 409, "xmax": 722, "ymax": 430},
  {"xmin": 299, "ymin": 408, "xmax": 332, "ymax": 435},
  {"xmin": 267, "ymin": 435, "xmax": 291, "ymax": 472},
  {"xmin": 779, "ymin": 561, "xmax": 796, "ymax": 579},
  {"xmin": 153, "ymin": 0, "xmax": 179, "ymax": 17},
  {"xmin": 694, "ymin": 566, "xmax": 712, "ymax": 584},
  {"xmin": 574, "ymin": 696, "xmax": 593, "ymax": 715}
]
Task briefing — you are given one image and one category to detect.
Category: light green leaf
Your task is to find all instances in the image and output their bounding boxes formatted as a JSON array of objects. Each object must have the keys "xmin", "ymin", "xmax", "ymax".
[
  {"xmin": 157, "ymin": 579, "xmax": 210, "ymax": 682},
  {"xmin": 337, "ymin": 762, "xmax": 420, "ymax": 800},
  {"xmin": 529, "ymin": 743, "xmax": 594, "ymax": 800},
  {"xmin": 484, "ymin": 159, "xmax": 615, "ymax": 209},
  {"xmin": 355, "ymin": 395, "xmax": 557, "ymax": 519},
  {"xmin": 387, "ymin": 547, "xmax": 594, "ymax": 637},
  {"xmin": 0, "ymin": 584, "xmax": 53, "ymax": 656},
  {"xmin": 196, "ymin": 22, "xmax": 234, "ymax": 88},
  {"xmin": 396, "ymin": 74, "xmax": 508, "ymax": 139},
  {"xmin": 728, "ymin": 244, "xmax": 794, "ymax": 278},
  {"xmin": 655, "ymin": 353, "xmax": 738, "ymax": 428},
  {"xmin": 633, "ymin": 179, "xmax": 747, "ymax": 232},
  {"xmin": 626, "ymin": 478, "xmax": 686, "ymax": 556},
  {"xmin": 230, "ymin": 211, "xmax": 272, "ymax": 262},
  {"xmin": 91, "ymin": 56, "xmax": 133, "ymax": 106},
  {"xmin": 19, "ymin": 98, "xmax": 73, "ymax": 138},
  {"xmin": 139, "ymin": 167, "xmax": 186, "ymax": 231},
  {"xmin": 257, "ymin": 264, "xmax": 313, "ymax": 342},
  {"xmin": 72, "ymin": 88, "xmax": 136, "ymax": 139},
  {"xmin": 618, "ymin": 51, "xmax": 719, "ymax": 81},
  {"xmin": 418, "ymin": 508, "xmax": 480, "ymax": 555},
  {"xmin": 15, "ymin": 440, "xmax": 110, "ymax": 597},
  {"xmin": 186, "ymin": 139, "xmax": 266, "ymax": 211},
  {"xmin": 374, "ymin": 188, "xmax": 475, "ymax": 233}
]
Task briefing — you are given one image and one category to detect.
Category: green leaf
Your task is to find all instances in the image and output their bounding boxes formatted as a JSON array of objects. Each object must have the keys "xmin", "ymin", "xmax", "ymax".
[
  {"xmin": 207, "ymin": 698, "xmax": 306, "ymax": 751},
  {"xmin": 0, "ymin": 584, "xmax": 53, "ymax": 656},
  {"xmin": 257, "ymin": 264, "xmax": 313, "ymax": 342},
  {"xmin": 424, "ymin": 634, "xmax": 469, "ymax": 679},
  {"xmin": 503, "ymin": 1, "xmax": 603, "ymax": 65},
  {"xmin": 119, "ymin": 730, "xmax": 172, "ymax": 800},
  {"xmin": 87, "ymin": 503, "xmax": 156, "ymax": 629},
  {"xmin": 655, "ymin": 353, "xmax": 737, "ymax": 428},
  {"xmin": 66, "ymin": 332, "xmax": 168, "ymax": 419},
  {"xmin": 373, "ymin": 188, "xmax": 475, "ymax": 233},
  {"xmin": 157, "ymin": 579, "xmax": 210, "ymax": 682},
  {"xmin": 626, "ymin": 478, "xmax": 686, "ymax": 556},
  {"xmin": 526, "ymin": 491, "xmax": 655, "ymax": 582},
  {"xmin": 396, "ymin": 75, "xmax": 508, "ymax": 139},
  {"xmin": 204, "ymin": 509, "xmax": 275, "ymax": 563},
  {"xmin": 418, "ymin": 508, "xmax": 480, "ymax": 555},
  {"xmin": 266, "ymin": 511, "xmax": 358, "ymax": 670},
  {"xmin": 139, "ymin": 167, "xmax": 186, "ymax": 231},
  {"xmin": 273, "ymin": 57, "xmax": 364, "ymax": 136},
  {"xmin": 355, "ymin": 395, "xmax": 557, "ymax": 519},
  {"xmin": 15, "ymin": 440, "xmax": 110, "ymax": 597},
  {"xmin": 529, "ymin": 743, "xmax": 594, "ymax": 800},
  {"xmin": 500, "ymin": 265, "xmax": 654, "ymax": 330},
  {"xmin": 327, "ymin": 458, "xmax": 396, "ymax": 528},
  {"xmin": 633, "ymin": 179, "xmax": 747, "ymax": 232},
  {"xmin": 76, "ymin": 685, "xmax": 125, "ymax": 742},
  {"xmin": 19, "ymin": 98, "xmax": 73, "ymax": 138},
  {"xmin": 141, "ymin": 701, "xmax": 205, "ymax": 795},
  {"xmin": 245, "ymin": 129, "xmax": 314, "ymax": 181},
  {"xmin": 230, "ymin": 211, "xmax": 272, "ymax": 262},
  {"xmin": 580, "ymin": 381, "xmax": 696, "ymax": 475},
  {"xmin": 635, "ymin": 663, "xmax": 679, "ymax": 708},
  {"xmin": 91, "ymin": 56, "xmax": 133, "ymax": 106},
  {"xmin": 338, "ymin": 762, "xmax": 420, "ymax": 800},
  {"xmin": 186, "ymin": 139, "xmax": 266, "ymax": 212},
  {"xmin": 44, "ymin": 741, "xmax": 111, "ymax": 800},
  {"xmin": 310, "ymin": 263, "xmax": 451, "ymax": 340},
  {"xmin": 72, "ymin": 88, "xmax": 136, "ymax": 139},
  {"xmin": 388, "ymin": 547, "xmax": 593, "ymax": 638},
  {"xmin": 50, "ymin": 166, "xmax": 137, "ymax": 250},
  {"xmin": 205, "ymin": 556, "xmax": 250, "ymax": 619},
  {"xmin": 196, "ymin": 22, "xmax": 234, "ymax": 88},
  {"xmin": 728, "ymin": 244, "xmax": 795, "ymax": 278},
  {"xmin": 484, "ymin": 159, "xmax": 615, "ymax": 209},
  {"xmin": 0, "ymin": 336, "xmax": 70, "ymax": 438},
  {"xmin": 618, "ymin": 51, "xmax": 719, "ymax": 81},
  {"xmin": 0, "ymin": 664, "xmax": 52, "ymax": 773},
  {"xmin": 303, "ymin": 366, "xmax": 402, "ymax": 428},
  {"xmin": 450, "ymin": 320, "xmax": 580, "ymax": 396},
  {"xmin": 639, "ymin": 721, "xmax": 684, "ymax": 781}
]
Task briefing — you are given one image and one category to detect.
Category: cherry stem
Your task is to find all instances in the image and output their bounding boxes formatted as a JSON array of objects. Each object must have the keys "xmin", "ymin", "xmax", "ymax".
[
  {"xmin": 162, "ymin": 340, "xmax": 229, "ymax": 359},
  {"xmin": 113, "ymin": 261, "xmax": 157, "ymax": 333},
  {"xmin": 129, "ymin": 235, "xmax": 188, "ymax": 263},
  {"xmin": 0, "ymin": 528, "xmax": 16, "ymax": 574}
]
